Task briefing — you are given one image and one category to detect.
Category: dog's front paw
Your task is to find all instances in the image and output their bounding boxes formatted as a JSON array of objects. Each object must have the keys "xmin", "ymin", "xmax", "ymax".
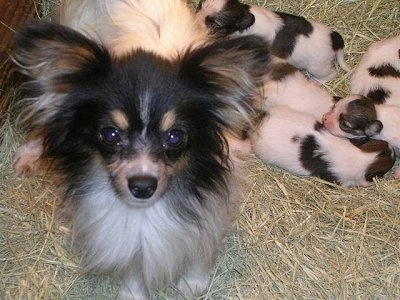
[
  {"xmin": 13, "ymin": 139, "xmax": 44, "ymax": 176},
  {"xmin": 177, "ymin": 269, "xmax": 212, "ymax": 298}
]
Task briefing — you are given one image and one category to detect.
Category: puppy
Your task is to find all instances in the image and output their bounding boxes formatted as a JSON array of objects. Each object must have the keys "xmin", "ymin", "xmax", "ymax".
[
  {"xmin": 322, "ymin": 95, "xmax": 400, "ymax": 177},
  {"xmin": 197, "ymin": 0, "xmax": 350, "ymax": 82},
  {"xmin": 350, "ymin": 35, "xmax": 400, "ymax": 104},
  {"xmin": 12, "ymin": 20, "xmax": 270, "ymax": 300},
  {"xmin": 252, "ymin": 105, "xmax": 395, "ymax": 187},
  {"xmin": 262, "ymin": 60, "xmax": 336, "ymax": 119}
]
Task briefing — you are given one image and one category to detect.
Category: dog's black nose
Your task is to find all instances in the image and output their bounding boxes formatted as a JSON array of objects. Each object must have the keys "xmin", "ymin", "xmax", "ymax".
[{"xmin": 128, "ymin": 176, "xmax": 158, "ymax": 199}]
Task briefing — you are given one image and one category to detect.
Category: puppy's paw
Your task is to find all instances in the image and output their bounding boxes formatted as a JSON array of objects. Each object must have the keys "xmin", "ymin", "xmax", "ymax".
[
  {"xmin": 394, "ymin": 167, "xmax": 400, "ymax": 180},
  {"xmin": 13, "ymin": 139, "xmax": 44, "ymax": 176}
]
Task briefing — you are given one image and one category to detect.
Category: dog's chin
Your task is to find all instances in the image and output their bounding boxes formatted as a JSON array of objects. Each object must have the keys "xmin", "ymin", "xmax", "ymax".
[{"xmin": 119, "ymin": 191, "xmax": 164, "ymax": 208}]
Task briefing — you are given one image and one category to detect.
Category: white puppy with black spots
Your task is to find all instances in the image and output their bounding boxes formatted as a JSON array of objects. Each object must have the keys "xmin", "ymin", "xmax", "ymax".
[
  {"xmin": 322, "ymin": 94, "xmax": 400, "ymax": 178},
  {"xmin": 251, "ymin": 62, "xmax": 395, "ymax": 186},
  {"xmin": 351, "ymin": 35, "xmax": 400, "ymax": 104},
  {"xmin": 197, "ymin": 0, "xmax": 350, "ymax": 82},
  {"xmin": 252, "ymin": 105, "xmax": 395, "ymax": 187}
]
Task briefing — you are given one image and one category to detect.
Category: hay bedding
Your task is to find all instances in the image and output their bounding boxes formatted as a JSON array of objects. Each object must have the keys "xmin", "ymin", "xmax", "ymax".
[{"xmin": 1, "ymin": 0, "xmax": 399, "ymax": 299}]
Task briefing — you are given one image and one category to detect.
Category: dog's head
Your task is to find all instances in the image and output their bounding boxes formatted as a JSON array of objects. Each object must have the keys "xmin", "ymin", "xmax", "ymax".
[
  {"xmin": 14, "ymin": 22, "xmax": 269, "ymax": 211},
  {"xmin": 197, "ymin": 0, "xmax": 255, "ymax": 35},
  {"xmin": 322, "ymin": 95, "xmax": 383, "ymax": 138}
]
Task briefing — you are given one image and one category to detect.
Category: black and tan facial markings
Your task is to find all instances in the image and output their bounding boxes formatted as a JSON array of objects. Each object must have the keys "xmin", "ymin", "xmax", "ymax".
[
  {"xmin": 96, "ymin": 104, "xmax": 191, "ymax": 207},
  {"xmin": 15, "ymin": 21, "xmax": 270, "ymax": 213}
]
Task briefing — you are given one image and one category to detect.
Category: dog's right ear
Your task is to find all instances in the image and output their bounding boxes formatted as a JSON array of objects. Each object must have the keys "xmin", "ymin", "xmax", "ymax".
[
  {"xmin": 14, "ymin": 21, "xmax": 111, "ymax": 94},
  {"xmin": 365, "ymin": 120, "xmax": 383, "ymax": 137},
  {"xmin": 14, "ymin": 22, "xmax": 111, "ymax": 132}
]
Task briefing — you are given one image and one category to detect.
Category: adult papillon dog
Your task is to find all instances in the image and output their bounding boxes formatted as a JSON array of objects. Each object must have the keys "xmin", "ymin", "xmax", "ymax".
[{"xmin": 13, "ymin": 0, "xmax": 270, "ymax": 298}]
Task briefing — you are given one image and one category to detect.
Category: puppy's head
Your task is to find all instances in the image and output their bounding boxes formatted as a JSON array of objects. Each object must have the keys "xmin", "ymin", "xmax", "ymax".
[
  {"xmin": 14, "ymin": 22, "xmax": 270, "ymax": 211},
  {"xmin": 197, "ymin": 0, "xmax": 255, "ymax": 35},
  {"xmin": 322, "ymin": 95, "xmax": 383, "ymax": 138}
]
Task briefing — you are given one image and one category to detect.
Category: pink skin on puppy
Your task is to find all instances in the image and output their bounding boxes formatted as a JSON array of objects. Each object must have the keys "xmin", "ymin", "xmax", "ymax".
[
  {"xmin": 350, "ymin": 34, "xmax": 400, "ymax": 104},
  {"xmin": 322, "ymin": 95, "xmax": 400, "ymax": 178},
  {"xmin": 262, "ymin": 60, "xmax": 336, "ymax": 119},
  {"xmin": 252, "ymin": 105, "xmax": 395, "ymax": 187}
]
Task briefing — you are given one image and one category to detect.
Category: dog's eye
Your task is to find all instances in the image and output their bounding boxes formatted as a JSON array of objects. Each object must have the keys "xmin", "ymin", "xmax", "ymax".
[
  {"xmin": 100, "ymin": 127, "xmax": 121, "ymax": 146},
  {"xmin": 340, "ymin": 119, "xmax": 353, "ymax": 129},
  {"xmin": 165, "ymin": 129, "xmax": 186, "ymax": 148}
]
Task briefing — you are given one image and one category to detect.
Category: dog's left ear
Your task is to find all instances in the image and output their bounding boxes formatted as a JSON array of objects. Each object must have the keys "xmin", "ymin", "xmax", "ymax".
[{"xmin": 180, "ymin": 35, "xmax": 270, "ymax": 135}]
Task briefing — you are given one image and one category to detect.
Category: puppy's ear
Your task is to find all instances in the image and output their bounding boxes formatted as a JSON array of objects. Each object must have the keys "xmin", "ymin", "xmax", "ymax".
[
  {"xmin": 237, "ymin": 10, "xmax": 255, "ymax": 31},
  {"xmin": 365, "ymin": 120, "xmax": 383, "ymax": 136},
  {"xmin": 14, "ymin": 21, "xmax": 111, "ymax": 94},
  {"xmin": 180, "ymin": 35, "xmax": 270, "ymax": 136}
]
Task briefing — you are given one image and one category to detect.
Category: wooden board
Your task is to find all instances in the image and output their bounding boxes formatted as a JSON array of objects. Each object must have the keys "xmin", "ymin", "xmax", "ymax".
[{"xmin": 0, "ymin": 0, "xmax": 35, "ymax": 129}]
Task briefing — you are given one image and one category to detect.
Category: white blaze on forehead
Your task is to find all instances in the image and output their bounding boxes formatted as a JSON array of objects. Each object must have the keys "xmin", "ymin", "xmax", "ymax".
[
  {"xmin": 111, "ymin": 109, "xmax": 129, "ymax": 130},
  {"xmin": 140, "ymin": 90, "xmax": 151, "ymax": 130},
  {"xmin": 160, "ymin": 110, "xmax": 176, "ymax": 132}
]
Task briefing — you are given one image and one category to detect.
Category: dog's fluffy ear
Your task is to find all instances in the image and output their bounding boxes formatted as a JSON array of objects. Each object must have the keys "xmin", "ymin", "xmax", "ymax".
[
  {"xmin": 13, "ymin": 21, "xmax": 111, "ymax": 130},
  {"xmin": 365, "ymin": 120, "xmax": 383, "ymax": 136},
  {"xmin": 180, "ymin": 35, "xmax": 270, "ymax": 136},
  {"xmin": 14, "ymin": 21, "xmax": 111, "ymax": 94}
]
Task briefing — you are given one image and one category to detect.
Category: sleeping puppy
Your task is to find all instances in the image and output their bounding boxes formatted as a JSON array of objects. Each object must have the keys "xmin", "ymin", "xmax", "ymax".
[
  {"xmin": 322, "ymin": 95, "xmax": 400, "ymax": 177},
  {"xmin": 197, "ymin": 0, "xmax": 350, "ymax": 82},
  {"xmin": 252, "ymin": 105, "xmax": 395, "ymax": 187},
  {"xmin": 350, "ymin": 35, "xmax": 400, "ymax": 104},
  {"xmin": 262, "ymin": 60, "xmax": 336, "ymax": 119},
  {"xmin": 12, "ymin": 2, "xmax": 270, "ymax": 299}
]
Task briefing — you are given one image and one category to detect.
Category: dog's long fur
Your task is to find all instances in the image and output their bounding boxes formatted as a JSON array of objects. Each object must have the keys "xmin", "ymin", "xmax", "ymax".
[
  {"xmin": 13, "ymin": 1, "xmax": 270, "ymax": 298},
  {"xmin": 56, "ymin": 0, "xmax": 211, "ymax": 58}
]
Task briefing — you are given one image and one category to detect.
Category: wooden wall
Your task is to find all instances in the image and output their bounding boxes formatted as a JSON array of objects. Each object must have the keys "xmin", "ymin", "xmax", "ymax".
[{"xmin": 0, "ymin": 0, "xmax": 35, "ymax": 129}]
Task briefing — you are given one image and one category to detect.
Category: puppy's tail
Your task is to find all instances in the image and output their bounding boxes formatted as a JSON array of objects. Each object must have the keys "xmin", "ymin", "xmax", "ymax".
[
  {"xmin": 331, "ymin": 31, "xmax": 351, "ymax": 73},
  {"xmin": 336, "ymin": 48, "xmax": 351, "ymax": 73}
]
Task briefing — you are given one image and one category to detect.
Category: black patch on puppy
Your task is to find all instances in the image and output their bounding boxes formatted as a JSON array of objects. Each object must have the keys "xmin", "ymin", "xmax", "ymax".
[
  {"xmin": 291, "ymin": 135, "xmax": 301, "ymax": 143},
  {"xmin": 348, "ymin": 137, "xmax": 370, "ymax": 147},
  {"xmin": 339, "ymin": 97, "xmax": 382, "ymax": 137},
  {"xmin": 368, "ymin": 64, "xmax": 400, "ymax": 78},
  {"xmin": 299, "ymin": 135, "xmax": 337, "ymax": 183},
  {"xmin": 330, "ymin": 31, "xmax": 345, "ymax": 51},
  {"xmin": 357, "ymin": 140, "xmax": 396, "ymax": 181},
  {"xmin": 366, "ymin": 87, "xmax": 391, "ymax": 104},
  {"xmin": 204, "ymin": 0, "xmax": 255, "ymax": 35},
  {"xmin": 314, "ymin": 121, "xmax": 325, "ymax": 132},
  {"xmin": 333, "ymin": 96, "xmax": 342, "ymax": 103},
  {"xmin": 272, "ymin": 12, "xmax": 313, "ymax": 58},
  {"xmin": 268, "ymin": 62, "xmax": 298, "ymax": 81}
]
